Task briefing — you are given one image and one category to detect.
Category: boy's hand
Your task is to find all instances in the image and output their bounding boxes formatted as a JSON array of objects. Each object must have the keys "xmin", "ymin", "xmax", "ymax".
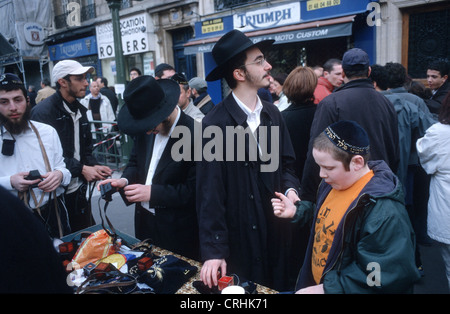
[{"xmin": 271, "ymin": 191, "xmax": 297, "ymax": 218}]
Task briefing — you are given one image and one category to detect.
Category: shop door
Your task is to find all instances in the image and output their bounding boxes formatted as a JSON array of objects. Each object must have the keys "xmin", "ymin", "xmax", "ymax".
[
  {"xmin": 172, "ymin": 27, "xmax": 197, "ymax": 80},
  {"xmin": 407, "ymin": 6, "xmax": 450, "ymax": 78}
]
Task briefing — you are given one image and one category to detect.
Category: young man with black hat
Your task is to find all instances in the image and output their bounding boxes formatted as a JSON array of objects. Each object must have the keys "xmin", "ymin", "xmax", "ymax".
[
  {"xmin": 31, "ymin": 60, "xmax": 112, "ymax": 233},
  {"xmin": 272, "ymin": 120, "xmax": 420, "ymax": 293},
  {"xmin": 301, "ymin": 48, "xmax": 400, "ymax": 206},
  {"xmin": 198, "ymin": 29, "xmax": 300, "ymax": 291},
  {"xmin": 98, "ymin": 75, "xmax": 199, "ymax": 260},
  {"xmin": 0, "ymin": 73, "xmax": 72, "ymax": 237}
]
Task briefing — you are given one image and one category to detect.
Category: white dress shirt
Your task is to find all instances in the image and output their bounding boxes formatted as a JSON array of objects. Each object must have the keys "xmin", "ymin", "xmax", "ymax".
[
  {"xmin": 63, "ymin": 102, "xmax": 83, "ymax": 194},
  {"xmin": 0, "ymin": 121, "xmax": 71, "ymax": 209},
  {"xmin": 231, "ymin": 92, "xmax": 297, "ymax": 196},
  {"xmin": 232, "ymin": 92, "xmax": 263, "ymax": 134},
  {"xmin": 142, "ymin": 107, "xmax": 181, "ymax": 213}
]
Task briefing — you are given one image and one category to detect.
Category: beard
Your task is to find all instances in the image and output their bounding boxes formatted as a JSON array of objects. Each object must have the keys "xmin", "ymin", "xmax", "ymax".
[
  {"xmin": 158, "ymin": 118, "xmax": 172, "ymax": 136},
  {"xmin": 0, "ymin": 104, "xmax": 31, "ymax": 135},
  {"xmin": 245, "ymin": 70, "xmax": 270, "ymax": 89}
]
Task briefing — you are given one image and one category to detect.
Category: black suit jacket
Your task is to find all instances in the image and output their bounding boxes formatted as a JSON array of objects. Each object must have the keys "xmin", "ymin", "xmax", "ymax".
[{"xmin": 122, "ymin": 110, "xmax": 199, "ymax": 260}]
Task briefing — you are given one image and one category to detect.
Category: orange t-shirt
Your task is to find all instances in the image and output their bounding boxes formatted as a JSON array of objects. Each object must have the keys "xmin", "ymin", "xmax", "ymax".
[{"xmin": 311, "ymin": 170, "xmax": 374, "ymax": 284}]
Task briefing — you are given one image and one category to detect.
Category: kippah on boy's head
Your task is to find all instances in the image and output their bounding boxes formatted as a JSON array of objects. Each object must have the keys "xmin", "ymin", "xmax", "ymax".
[
  {"xmin": 313, "ymin": 120, "xmax": 371, "ymax": 171},
  {"xmin": 324, "ymin": 120, "xmax": 370, "ymax": 156}
]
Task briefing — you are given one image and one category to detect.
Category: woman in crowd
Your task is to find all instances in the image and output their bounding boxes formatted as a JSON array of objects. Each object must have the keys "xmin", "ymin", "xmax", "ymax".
[
  {"xmin": 280, "ymin": 66, "xmax": 318, "ymax": 282},
  {"xmin": 416, "ymin": 91, "xmax": 450, "ymax": 291}
]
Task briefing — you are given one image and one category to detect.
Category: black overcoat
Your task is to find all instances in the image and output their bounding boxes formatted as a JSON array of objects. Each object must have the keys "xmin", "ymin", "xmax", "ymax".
[{"xmin": 196, "ymin": 93, "xmax": 300, "ymax": 291}]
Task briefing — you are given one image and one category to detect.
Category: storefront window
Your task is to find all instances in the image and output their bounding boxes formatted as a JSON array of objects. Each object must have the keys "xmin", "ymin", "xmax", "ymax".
[
  {"xmin": 407, "ymin": 7, "xmax": 450, "ymax": 78},
  {"xmin": 267, "ymin": 37, "xmax": 348, "ymax": 75}
]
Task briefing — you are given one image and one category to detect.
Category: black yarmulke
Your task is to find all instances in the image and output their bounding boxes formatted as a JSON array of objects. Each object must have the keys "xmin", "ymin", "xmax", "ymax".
[{"xmin": 324, "ymin": 120, "xmax": 370, "ymax": 155}]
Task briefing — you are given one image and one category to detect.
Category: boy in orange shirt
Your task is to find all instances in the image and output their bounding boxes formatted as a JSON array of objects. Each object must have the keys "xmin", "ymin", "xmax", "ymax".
[{"xmin": 272, "ymin": 120, "xmax": 420, "ymax": 293}]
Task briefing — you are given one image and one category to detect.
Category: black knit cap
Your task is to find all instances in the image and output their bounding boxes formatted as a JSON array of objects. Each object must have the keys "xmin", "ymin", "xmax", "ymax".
[
  {"xmin": 0, "ymin": 73, "xmax": 24, "ymax": 88},
  {"xmin": 324, "ymin": 120, "xmax": 370, "ymax": 155}
]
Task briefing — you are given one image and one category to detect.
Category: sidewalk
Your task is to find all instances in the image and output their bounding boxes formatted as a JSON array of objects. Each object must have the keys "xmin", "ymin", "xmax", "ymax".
[{"xmin": 414, "ymin": 243, "xmax": 449, "ymax": 294}]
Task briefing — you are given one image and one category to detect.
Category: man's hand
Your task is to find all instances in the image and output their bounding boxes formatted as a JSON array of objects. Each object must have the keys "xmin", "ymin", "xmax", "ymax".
[
  {"xmin": 200, "ymin": 259, "xmax": 227, "ymax": 288},
  {"xmin": 271, "ymin": 191, "xmax": 297, "ymax": 218},
  {"xmin": 10, "ymin": 172, "xmax": 41, "ymax": 192},
  {"xmin": 38, "ymin": 170, "xmax": 63, "ymax": 192},
  {"xmin": 82, "ymin": 165, "xmax": 112, "ymax": 182},
  {"xmin": 122, "ymin": 184, "xmax": 151, "ymax": 203},
  {"xmin": 286, "ymin": 189, "xmax": 300, "ymax": 203},
  {"xmin": 97, "ymin": 178, "xmax": 128, "ymax": 191}
]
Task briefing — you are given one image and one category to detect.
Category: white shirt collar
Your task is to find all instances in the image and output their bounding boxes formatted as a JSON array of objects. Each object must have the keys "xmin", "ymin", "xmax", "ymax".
[{"xmin": 232, "ymin": 92, "xmax": 263, "ymax": 134}]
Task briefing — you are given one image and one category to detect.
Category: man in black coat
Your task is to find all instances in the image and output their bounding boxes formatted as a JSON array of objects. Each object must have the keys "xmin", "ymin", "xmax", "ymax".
[
  {"xmin": 199, "ymin": 29, "xmax": 301, "ymax": 291},
  {"xmin": 99, "ymin": 76, "xmax": 199, "ymax": 260},
  {"xmin": 300, "ymin": 48, "xmax": 400, "ymax": 203}
]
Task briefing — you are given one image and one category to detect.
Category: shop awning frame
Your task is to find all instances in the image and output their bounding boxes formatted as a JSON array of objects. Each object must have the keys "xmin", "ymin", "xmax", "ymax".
[{"xmin": 184, "ymin": 14, "xmax": 356, "ymax": 55}]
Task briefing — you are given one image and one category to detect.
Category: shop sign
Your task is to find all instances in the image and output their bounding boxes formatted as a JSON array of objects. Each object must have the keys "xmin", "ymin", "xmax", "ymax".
[
  {"xmin": 184, "ymin": 22, "xmax": 352, "ymax": 55},
  {"xmin": 48, "ymin": 36, "xmax": 97, "ymax": 61},
  {"xmin": 202, "ymin": 19, "xmax": 224, "ymax": 34},
  {"xmin": 96, "ymin": 13, "xmax": 150, "ymax": 59},
  {"xmin": 234, "ymin": 2, "xmax": 301, "ymax": 32},
  {"xmin": 23, "ymin": 22, "xmax": 45, "ymax": 46},
  {"xmin": 250, "ymin": 22, "xmax": 352, "ymax": 45}
]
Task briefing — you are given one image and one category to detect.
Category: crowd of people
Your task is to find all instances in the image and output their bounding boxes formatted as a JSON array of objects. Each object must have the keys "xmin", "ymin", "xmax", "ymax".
[{"xmin": 1, "ymin": 28, "xmax": 449, "ymax": 294}]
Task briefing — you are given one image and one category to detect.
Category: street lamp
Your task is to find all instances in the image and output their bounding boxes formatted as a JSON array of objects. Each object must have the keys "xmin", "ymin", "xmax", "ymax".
[
  {"xmin": 105, "ymin": 0, "xmax": 126, "ymax": 85},
  {"xmin": 105, "ymin": 0, "xmax": 144, "ymax": 165}
]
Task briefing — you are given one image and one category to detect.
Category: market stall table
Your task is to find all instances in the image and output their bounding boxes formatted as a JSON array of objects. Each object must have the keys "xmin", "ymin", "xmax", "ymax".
[{"xmin": 61, "ymin": 225, "xmax": 278, "ymax": 294}]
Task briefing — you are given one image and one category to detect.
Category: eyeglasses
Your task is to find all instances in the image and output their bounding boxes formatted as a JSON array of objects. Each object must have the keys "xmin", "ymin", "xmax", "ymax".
[{"xmin": 240, "ymin": 57, "xmax": 267, "ymax": 68}]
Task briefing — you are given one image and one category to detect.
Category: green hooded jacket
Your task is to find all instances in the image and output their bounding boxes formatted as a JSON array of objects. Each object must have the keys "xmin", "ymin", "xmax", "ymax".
[{"xmin": 294, "ymin": 160, "xmax": 421, "ymax": 293}]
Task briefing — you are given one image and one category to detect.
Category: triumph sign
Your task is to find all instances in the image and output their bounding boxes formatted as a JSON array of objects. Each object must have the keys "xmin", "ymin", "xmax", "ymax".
[{"xmin": 234, "ymin": 2, "xmax": 301, "ymax": 32}]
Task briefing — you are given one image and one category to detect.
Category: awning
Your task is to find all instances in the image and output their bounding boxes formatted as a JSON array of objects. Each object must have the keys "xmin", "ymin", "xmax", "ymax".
[
  {"xmin": 184, "ymin": 15, "xmax": 355, "ymax": 55},
  {"xmin": 0, "ymin": 33, "xmax": 21, "ymax": 67}
]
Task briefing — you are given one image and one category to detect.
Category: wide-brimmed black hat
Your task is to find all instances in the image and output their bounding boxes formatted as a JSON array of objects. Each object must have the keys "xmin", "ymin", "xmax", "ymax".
[
  {"xmin": 117, "ymin": 75, "xmax": 180, "ymax": 135},
  {"xmin": 205, "ymin": 29, "xmax": 275, "ymax": 82}
]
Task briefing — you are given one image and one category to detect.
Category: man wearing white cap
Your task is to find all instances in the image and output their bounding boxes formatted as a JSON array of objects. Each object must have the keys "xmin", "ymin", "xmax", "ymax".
[{"xmin": 31, "ymin": 60, "xmax": 112, "ymax": 233}]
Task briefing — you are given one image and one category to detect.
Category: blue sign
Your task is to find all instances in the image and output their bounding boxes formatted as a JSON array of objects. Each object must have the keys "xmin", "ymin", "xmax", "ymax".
[
  {"xmin": 48, "ymin": 35, "xmax": 97, "ymax": 61},
  {"xmin": 194, "ymin": 15, "xmax": 233, "ymax": 40},
  {"xmin": 301, "ymin": 0, "xmax": 375, "ymax": 21}
]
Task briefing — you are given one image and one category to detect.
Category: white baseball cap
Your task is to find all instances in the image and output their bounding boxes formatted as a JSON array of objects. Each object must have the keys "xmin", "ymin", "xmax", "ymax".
[{"xmin": 52, "ymin": 60, "xmax": 94, "ymax": 83}]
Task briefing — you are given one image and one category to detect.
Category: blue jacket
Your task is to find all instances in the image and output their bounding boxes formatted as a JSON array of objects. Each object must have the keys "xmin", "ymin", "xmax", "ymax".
[
  {"xmin": 381, "ymin": 88, "xmax": 436, "ymax": 191},
  {"xmin": 294, "ymin": 161, "xmax": 421, "ymax": 293}
]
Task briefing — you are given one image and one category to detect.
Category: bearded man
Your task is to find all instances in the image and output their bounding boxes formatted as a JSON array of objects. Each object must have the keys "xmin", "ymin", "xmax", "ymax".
[{"xmin": 0, "ymin": 73, "xmax": 71, "ymax": 237}]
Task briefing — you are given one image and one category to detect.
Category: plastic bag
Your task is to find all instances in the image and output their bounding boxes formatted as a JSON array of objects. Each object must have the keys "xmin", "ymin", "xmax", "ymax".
[{"xmin": 72, "ymin": 229, "xmax": 118, "ymax": 268}]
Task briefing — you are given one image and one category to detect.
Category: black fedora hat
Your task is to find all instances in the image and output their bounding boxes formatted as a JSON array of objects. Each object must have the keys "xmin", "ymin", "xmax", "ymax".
[
  {"xmin": 117, "ymin": 75, "xmax": 180, "ymax": 135},
  {"xmin": 205, "ymin": 29, "xmax": 275, "ymax": 82}
]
